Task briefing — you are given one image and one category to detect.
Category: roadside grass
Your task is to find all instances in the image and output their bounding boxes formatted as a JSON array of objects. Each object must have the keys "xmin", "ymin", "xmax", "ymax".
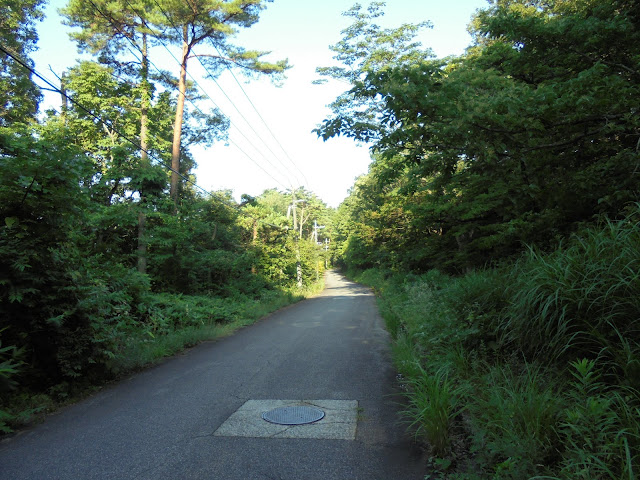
[
  {"xmin": 110, "ymin": 284, "xmax": 316, "ymax": 373},
  {"xmin": 401, "ymin": 366, "xmax": 466, "ymax": 457},
  {"xmin": 352, "ymin": 206, "xmax": 640, "ymax": 479},
  {"xmin": 0, "ymin": 281, "xmax": 322, "ymax": 433}
]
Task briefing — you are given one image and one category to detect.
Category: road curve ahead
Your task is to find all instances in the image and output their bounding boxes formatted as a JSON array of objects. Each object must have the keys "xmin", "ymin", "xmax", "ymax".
[{"xmin": 0, "ymin": 271, "xmax": 425, "ymax": 480}]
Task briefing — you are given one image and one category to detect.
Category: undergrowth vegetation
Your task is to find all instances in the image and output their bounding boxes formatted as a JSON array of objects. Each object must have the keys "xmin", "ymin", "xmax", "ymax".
[
  {"xmin": 323, "ymin": 1, "xmax": 640, "ymax": 477},
  {"xmin": 352, "ymin": 207, "xmax": 640, "ymax": 479},
  {"xmin": 0, "ymin": 282, "xmax": 321, "ymax": 434}
]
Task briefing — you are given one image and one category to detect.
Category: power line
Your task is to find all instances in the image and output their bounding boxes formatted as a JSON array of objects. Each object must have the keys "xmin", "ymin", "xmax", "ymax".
[
  {"xmin": 133, "ymin": 0, "xmax": 299, "ymax": 190},
  {"xmin": 145, "ymin": 36, "xmax": 294, "ymax": 191},
  {"xmin": 196, "ymin": 59, "xmax": 301, "ymax": 187},
  {"xmin": 0, "ymin": 43, "xmax": 287, "ymax": 231},
  {"xmin": 84, "ymin": 0, "xmax": 293, "ymax": 192},
  {"xmin": 150, "ymin": 0, "xmax": 299, "ymax": 189},
  {"xmin": 211, "ymin": 41, "xmax": 311, "ymax": 188}
]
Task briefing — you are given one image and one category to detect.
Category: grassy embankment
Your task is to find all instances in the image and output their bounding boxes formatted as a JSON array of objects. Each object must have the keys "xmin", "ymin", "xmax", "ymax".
[
  {"xmin": 351, "ymin": 208, "xmax": 640, "ymax": 479},
  {"xmin": 1, "ymin": 280, "xmax": 324, "ymax": 433}
]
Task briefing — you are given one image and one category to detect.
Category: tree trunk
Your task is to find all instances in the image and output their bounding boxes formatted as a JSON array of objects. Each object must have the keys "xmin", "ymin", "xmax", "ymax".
[
  {"xmin": 137, "ymin": 211, "xmax": 147, "ymax": 273},
  {"xmin": 140, "ymin": 32, "xmax": 149, "ymax": 163},
  {"xmin": 137, "ymin": 32, "xmax": 150, "ymax": 274},
  {"xmin": 251, "ymin": 220, "xmax": 258, "ymax": 274},
  {"xmin": 60, "ymin": 73, "xmax": 68, "ymax": 123},
  {"xmin": 170, "ymin": 25, "xmax": 190, "ymax": 204}
]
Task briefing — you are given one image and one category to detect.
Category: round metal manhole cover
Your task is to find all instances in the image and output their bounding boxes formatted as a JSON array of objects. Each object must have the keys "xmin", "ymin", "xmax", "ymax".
[{"xmin": 262, "ymin": 406, "xmax": 325, "ymax": 425}]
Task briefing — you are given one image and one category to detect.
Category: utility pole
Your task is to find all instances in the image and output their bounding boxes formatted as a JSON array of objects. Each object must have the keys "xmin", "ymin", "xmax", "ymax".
[
  {"xmin": 288, "ymin": 192, "xmax": 304, "ymax": 288},
  {"xmin": 312, "ymin": 220, "xmax": 326, "ymax": 281},
  {"xmin": 324, "ymin": 238, "xmax": 330, "ymax": 269},
  {"xmin": 312, "ymin": 220, "xmax": 325, "ymax": 244}
]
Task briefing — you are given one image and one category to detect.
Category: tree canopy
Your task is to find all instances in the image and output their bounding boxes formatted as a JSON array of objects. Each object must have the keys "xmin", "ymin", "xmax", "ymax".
[
  {"xmin": 0, "ymin": 0, "xmax": 44, "ymax": 125},
  {"xmin": 323, "ymin": 0, "xmax": 640, "ymax": 272}
]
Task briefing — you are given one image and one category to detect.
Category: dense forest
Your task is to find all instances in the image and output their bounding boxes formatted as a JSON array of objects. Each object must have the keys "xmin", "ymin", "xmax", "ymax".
[
  {"xmin": 0, "ymin": 0, "xmax": 331, "ymax": 431},
  {"xmin": 319, "ymin": 1, "xmax": 640, "ymax": 479},
  {"xmin": 2, "ymin": 0, "xmax": 640, "ymax": 479}
]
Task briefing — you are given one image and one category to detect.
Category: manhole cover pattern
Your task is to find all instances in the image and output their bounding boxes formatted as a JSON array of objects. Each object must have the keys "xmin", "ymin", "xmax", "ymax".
[{"xmin": 262, "ymin": 406, "xmax": 325, "ymax": 425}]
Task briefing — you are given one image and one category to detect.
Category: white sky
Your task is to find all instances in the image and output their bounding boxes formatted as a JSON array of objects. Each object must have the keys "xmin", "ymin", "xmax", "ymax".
[{"xmin": 32, "ymin": 0, "xmax": 488, "ymax": 207}]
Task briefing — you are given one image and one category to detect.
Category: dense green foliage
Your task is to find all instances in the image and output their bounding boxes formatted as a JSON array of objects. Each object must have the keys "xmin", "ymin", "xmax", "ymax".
[
  {"xmin": 353, "ymin": 209, "xmax": 640, "ymax": 478},
  {"xmin": 0, "ymin": 0, "xmax": 328, "ymax": 433},
  {"xmin": 0, "ymin": 0, "xmax": 44, "ymax": 125},
  {"xmin": 322, "ymin": 1, "xmax": 640, "ymax": 478},
  {"xmin": 324, "ymin": 0, "xmax": 640, "ymax": 273}
]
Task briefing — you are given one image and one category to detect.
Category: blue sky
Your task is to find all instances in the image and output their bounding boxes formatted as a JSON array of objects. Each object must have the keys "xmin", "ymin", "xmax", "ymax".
[{"xmin": 32, "ymin": 0, "xmax": 488, "ymax": 207}]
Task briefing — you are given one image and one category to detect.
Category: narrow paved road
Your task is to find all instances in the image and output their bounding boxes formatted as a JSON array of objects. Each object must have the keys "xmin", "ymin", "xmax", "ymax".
[{"xmin": 0, "ymin": 271, "xmax": 425, "ymax": 479}]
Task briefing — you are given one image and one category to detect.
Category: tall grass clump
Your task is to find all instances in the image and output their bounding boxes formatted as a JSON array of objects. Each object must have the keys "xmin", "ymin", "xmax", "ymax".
[
  {"xmin": 441, "ymin": 269, "xmax": 511, "ymax": 351},
  {"xmin": 554, "ymin": 358, "xmax": 639, "ymax": 480},
  {"xmin": 402, "ymin": 366, "xmax": 465, "ymax": 456},
  {"xmin": 488, "ymin": 208, "xmax": 640, "ymax": 478},
  {"xmin": 470, "ymin": 362, "xmax": 563, "ymax": 479},
  {"xmin": 501, "ymin": 209, "xmax": 640, "ymax": 372}
]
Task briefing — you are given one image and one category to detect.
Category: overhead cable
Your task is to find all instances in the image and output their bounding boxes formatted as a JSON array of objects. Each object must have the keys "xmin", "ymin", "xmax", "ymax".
[
  {"xmin": 211, "ymin": 41, "xmax": 311, "ymax": 189},
  {"xmin": 0, "ymin": 43, "xmax": 287, "ymax": 230},
  {"xmin": 132, "ymin": 0, "xmax": 298, "ymax": 190},
  {"xmin": 85, "ymin": 0, "xmax": 293, "ymax": 192}
]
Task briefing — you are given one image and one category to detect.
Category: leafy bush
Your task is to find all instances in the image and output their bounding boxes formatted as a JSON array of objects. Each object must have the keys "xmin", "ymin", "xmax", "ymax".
[
  {"xmin": 0, "ymin": 333, "xmax": 23, "ymax": 433},
  {"xmin": 0, "ymin": 124, "xmax": 97, "ymax": 385},
  {"xmin": 469, "ymin": 363, "xmax": 563, "ymax": 479},
  {"xmin": 74, "ymin": 263, "xmax": 151, "ymax": 373},
  {"xmin": 138, "ymin": 292, "xmax": 244, "ymax": 334}
]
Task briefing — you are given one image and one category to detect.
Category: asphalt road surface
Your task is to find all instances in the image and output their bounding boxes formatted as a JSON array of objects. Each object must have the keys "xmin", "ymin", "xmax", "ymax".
[{"xmin": 0, "ymin": 271, "xmax": 426, "ymax": 479}]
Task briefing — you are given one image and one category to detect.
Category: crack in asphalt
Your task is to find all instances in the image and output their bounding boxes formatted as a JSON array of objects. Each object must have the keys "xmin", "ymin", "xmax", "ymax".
[{"xmin": 268, "ymin": 426, "xmax": 295, "ymax": 438}]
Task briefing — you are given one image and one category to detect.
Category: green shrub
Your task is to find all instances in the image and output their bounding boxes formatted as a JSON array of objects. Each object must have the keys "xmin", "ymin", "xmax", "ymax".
[
  {"xmin": 392, "ymin": 333, "xmax": 424, "ymax": 379},
  {"xmin": 469, "ymin": 362, "xmax": 563, "ymax": 479},
  {"xmin": 556, "ymin": 359, "xmax": 639, "ymax": 480},
  {"xmin": 138, "ymin": 293, "xmax": 242, "ymax": 335},
  {"xmin": 0, "ymin": 333, "xmax": 24, "ymax": 433},
  {"xmin": 354, "ymin": 267, "xmax": 391, "ymax": 291},
  {"xmin": 501, "ymin": 208, "xmax": 640, "ymax": 369}
]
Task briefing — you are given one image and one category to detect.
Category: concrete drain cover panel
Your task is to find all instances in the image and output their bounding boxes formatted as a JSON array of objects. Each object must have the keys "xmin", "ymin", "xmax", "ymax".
[
  {"xmin": 213, "ymin": 400, "xmax": 358, "ymax": 440},
  {"xmin": 262, "ymin": 406, "xmax": 325, "ymax": 425}
]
